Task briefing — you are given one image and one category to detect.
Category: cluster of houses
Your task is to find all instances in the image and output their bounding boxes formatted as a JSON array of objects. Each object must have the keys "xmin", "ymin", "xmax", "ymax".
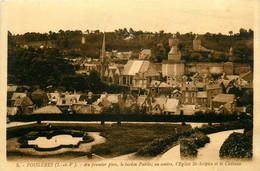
[
  {"xmin": 7, "ymin": 67, "xmax": 252, "ymax": 116},
  {"xmin": 7, "ymin": 33, "xmax": 253, "ymax": 117}
]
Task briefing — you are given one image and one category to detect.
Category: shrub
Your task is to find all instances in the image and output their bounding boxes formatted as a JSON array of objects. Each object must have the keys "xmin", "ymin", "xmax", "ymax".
[
  {"xmin": 194, "ymin": 120, "xmax": 252, "ymax": 135},
  {"xmin": 179, "ymin": 131, "xmax": 210, "ymax": 159},
  {"xmin": 135, "ymin": 125, "xmax": 193, "ymax": 157},
  {"xmin": 219, "ymin": 132, "xmax": 252, "ymax": 158}
]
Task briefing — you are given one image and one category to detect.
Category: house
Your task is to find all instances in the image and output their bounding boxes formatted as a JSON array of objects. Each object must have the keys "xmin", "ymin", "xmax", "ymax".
[
  {"xmin": 12, "ymin": 96, "xmax": 34, "ymax": 114},
  {"xmin": 151, "ymin": 96, "xmax": 167, "ymax": 115},
  {"xmin": 196, "ymin": 91, "xmax": 207, "ymax": 107},
  {"xmin": 181, "ymin": 84, "xmax": 197, "ymax": 105},
  {"xmin": 31, "ymin": 89, "xmax": 49, "ymax": 107},
  {"xmin": 206, "ymin": 84, "xmax": 223, "ymax": 106},
  {"xmin": 100, "ymin": 93, "xmax": 120, "ymax": 104},
  {"xmin": 171, "ymin": 89, "xmax": 182, "ymax": 101},
  {"xmin": 33, "ymin": 105, "xmax": 62, "ymax": 114},
  {"xmin": 164, "ymin": 98, "xmax": 179, "ymax": 115},
  {"xmin": 7, "ymin": 85, "xmax": 18, "ymax": 106},
  {"xmin": 74, "ymin": 105, "xmax": 94, "ymax": 114},
  {"xmin": 158, "ymin": 82, "xmax": 174, "ymax": 95},
  {"xmin": 136, "ymin": 95, "xmax": 152, "ymax": 113},
  {"xmin": 139, "ymin": 49, "xmax": 151, "ymax": 60},
  {"xmin": 115, "ymin": 51, "xmax": 133, "ymax": 60},
  {"xmin": 48, "ymin": 92, "xmax": 60, "ymax": 104},
  {"xmin": 180, "ymin": 105, "xmax": 197, "ymax": 115},
  {"xmin": 149, "ymin": 80, "xmax": 161, "ymax": 94},
  {"xmin": 56, "ymin": 93, "xmax": 81, "ymax": 112},
  {"xmin": 211, "ymin": 94, "xmax": 235, "ymax": 110},
  {"xmin": 10, "ymin": 93, "xmax": 27, "ymax": 107}
]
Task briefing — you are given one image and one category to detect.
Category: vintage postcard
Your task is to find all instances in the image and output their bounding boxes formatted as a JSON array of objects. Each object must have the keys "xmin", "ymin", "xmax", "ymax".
[{"xmin": 0, "ymin": 0, "xmax": 259, "ymax": 170}]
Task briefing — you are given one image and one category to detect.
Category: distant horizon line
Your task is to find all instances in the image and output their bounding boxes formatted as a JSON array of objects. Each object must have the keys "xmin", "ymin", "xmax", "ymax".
[{"xmin": 8, "ymin": 28, "xmax": 254, "ymax": 36}]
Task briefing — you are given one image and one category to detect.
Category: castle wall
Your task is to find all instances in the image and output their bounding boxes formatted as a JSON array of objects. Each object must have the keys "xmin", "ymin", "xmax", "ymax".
[{"xmin": 185, "ymin": 62, "xmax": 250, "ymax": 75}]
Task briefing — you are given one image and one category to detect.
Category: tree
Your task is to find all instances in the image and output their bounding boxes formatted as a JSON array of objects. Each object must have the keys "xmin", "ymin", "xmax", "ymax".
[
  {"xmin": 229, "ymin": 31, "xmax": 233, "ymax": 36},
  {"xmin": 233, "ymin": 43, "xmax": 252, "ymax": 63}
]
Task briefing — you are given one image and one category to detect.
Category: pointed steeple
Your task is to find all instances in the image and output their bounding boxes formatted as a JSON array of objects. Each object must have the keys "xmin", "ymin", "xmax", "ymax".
[{"xmin": 101, "ymin": 32, "xmax": 106, "ymax": 63}]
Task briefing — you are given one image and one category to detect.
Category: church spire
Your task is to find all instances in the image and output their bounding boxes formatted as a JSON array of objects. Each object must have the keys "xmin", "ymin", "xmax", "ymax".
[{"xmin": 101, "ymin": 32, "xmax": 106, "ymax": 63}]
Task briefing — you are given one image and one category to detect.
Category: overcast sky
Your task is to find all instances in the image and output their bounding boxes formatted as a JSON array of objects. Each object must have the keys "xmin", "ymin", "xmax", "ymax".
[{"xmin": 1, "ymin": 0, "xmax": 255, "ymax": 35}]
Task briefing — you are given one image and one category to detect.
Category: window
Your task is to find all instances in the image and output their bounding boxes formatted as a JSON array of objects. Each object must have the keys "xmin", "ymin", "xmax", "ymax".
[
  {"xmin": 62, "ymin": 100, "xmax": 66, "ymax": 104},
  {"xmin": 130, "ymin": 77, "xmax": 133, "ymax": 85},
  {"xmin": 192, "ymin": 93, "xmax": 195, "ymax": 97},
  {"xmin": 123, "ymin": 76, "xmax": 126, "ymax": 84}
]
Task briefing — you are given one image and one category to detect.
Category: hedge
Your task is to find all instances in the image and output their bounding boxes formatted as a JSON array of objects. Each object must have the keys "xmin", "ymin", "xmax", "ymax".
[
  {"xmin": 135, "ymin": 125, "xmax": 193, "ymax": 157},
  {"xmin": 179, "ymin": 131, "xmax": 210, "ymax": 159},
  {"xmin": 219, "ymin": 132, "xmax": 252, "ymax": 158}
]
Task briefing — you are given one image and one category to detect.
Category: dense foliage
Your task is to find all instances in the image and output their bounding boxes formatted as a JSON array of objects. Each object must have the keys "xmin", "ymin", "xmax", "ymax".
[
  {"xmin": 219, "ymin": 132, "xmax": 252, "ymax": 158},
  {"xmin": 179, "ymin": 131, "xmax": 210, "ymax": 159},
  {"xmin": 9, "ymin": 28, "xmax": 253, "ymax": 62}
]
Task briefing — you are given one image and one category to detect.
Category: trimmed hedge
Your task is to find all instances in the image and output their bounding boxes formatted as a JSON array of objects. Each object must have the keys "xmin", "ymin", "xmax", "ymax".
[
  {"xmin": 135, "ymin": 125, "xmax": 193, "ymax": 157},
  {"xmin": 219, "ymin": 132, "xmax": 252, "ymax": 158},
  {"xmin": 194, "ymin": 119, "xmax": 253, "ymax": 135},
  {"xmin": 179, "ymin": 131, "xmax": 210, "ymax": 159}
]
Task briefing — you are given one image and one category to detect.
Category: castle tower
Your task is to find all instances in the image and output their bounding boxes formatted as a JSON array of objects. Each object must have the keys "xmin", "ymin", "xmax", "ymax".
[
  {"xmin": 81, "ymin": 36, "xmax": 86, "ymax": 44},
  {"xmin": 168, "ymin": 45, "xmax": 182, "ymax": 61},
  {"xmin": 81, "ymin": 31, "xmax": 88, "ymax": 44},
  {"xmin": 229, "ymin": 47, "xmax": 233, "ymax": 56},
  {"xmin": 169, "ymin": 34, "xmax": 179, "ymax": 48},
  {"xmin": 193, "ymin": 34, "xmax": 201, "ymax": 51}
]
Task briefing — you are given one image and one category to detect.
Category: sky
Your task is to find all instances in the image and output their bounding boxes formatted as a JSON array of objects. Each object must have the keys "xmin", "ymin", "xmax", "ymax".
[{"xmin": 1, "ymin": 0, "xmax": 256, "ymax": 35}]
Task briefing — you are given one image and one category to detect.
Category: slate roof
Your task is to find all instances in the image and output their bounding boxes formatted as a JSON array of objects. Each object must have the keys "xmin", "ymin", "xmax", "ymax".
[
  {"xmin": 100, "ymin": 94, "xmax": 120, "ymax": 104},
  {"xmin": 31, "ymin": 89, "xmax": 45, "ymax": 96},
  {"xmin": 122, "ymin": 60, "xmax": 151, "ymax": 76},
  {"xmin": 136, "ymin": 95, "xmax": 148, "ymax": 107},
  {"xmin": 76, "ymin": 105, "xmax": 94, "ymax": 114},
  {"xmin": 159, "ymin": 82, "xmax": 172, "ymax": 88},
  {"xmin": 151, "ymin": 97, "xmax": 167, "ymax": 109},
  {"xmin": 11, "ymin": 93, "xmax": 27, "ymax": 101},
  {"xmin": 139, "ymin": 49, "xmax": 152, "ymax": 60},
  {"xmin": 206, "ymin": 84, "xmax": 222, "ymax": 90},
  {"xmin": 212, "ymin": 94, "xmax": 235, "ymax": 103},
  {"xmin": 33, "ymin": 105, "xmax": 62, "ymax": 114},
  {"xmin": 240, "ymin": 71, "xmax": 253, "ymax": 82},
  {"xmin": 145, "ymin": 65, "xmax": 160, "ymax": 77},
  {"xmin": 7, "ymin": 85, "xmax": 17, "ymax": 92},
  {"xmin": 164, "ymin": 99, "xmax": 179, "ymax": 112}
]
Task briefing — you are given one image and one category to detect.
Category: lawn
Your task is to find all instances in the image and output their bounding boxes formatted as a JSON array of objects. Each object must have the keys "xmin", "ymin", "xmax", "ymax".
[{"xmin": 7, "ymin": 123, "xmax": 189, "ymax": 159}]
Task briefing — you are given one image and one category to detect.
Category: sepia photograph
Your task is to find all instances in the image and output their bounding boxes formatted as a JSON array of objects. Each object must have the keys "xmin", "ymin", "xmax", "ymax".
[{"xmin": 1, "ymin": 0, "xmax": 259, "ymax": 170}]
